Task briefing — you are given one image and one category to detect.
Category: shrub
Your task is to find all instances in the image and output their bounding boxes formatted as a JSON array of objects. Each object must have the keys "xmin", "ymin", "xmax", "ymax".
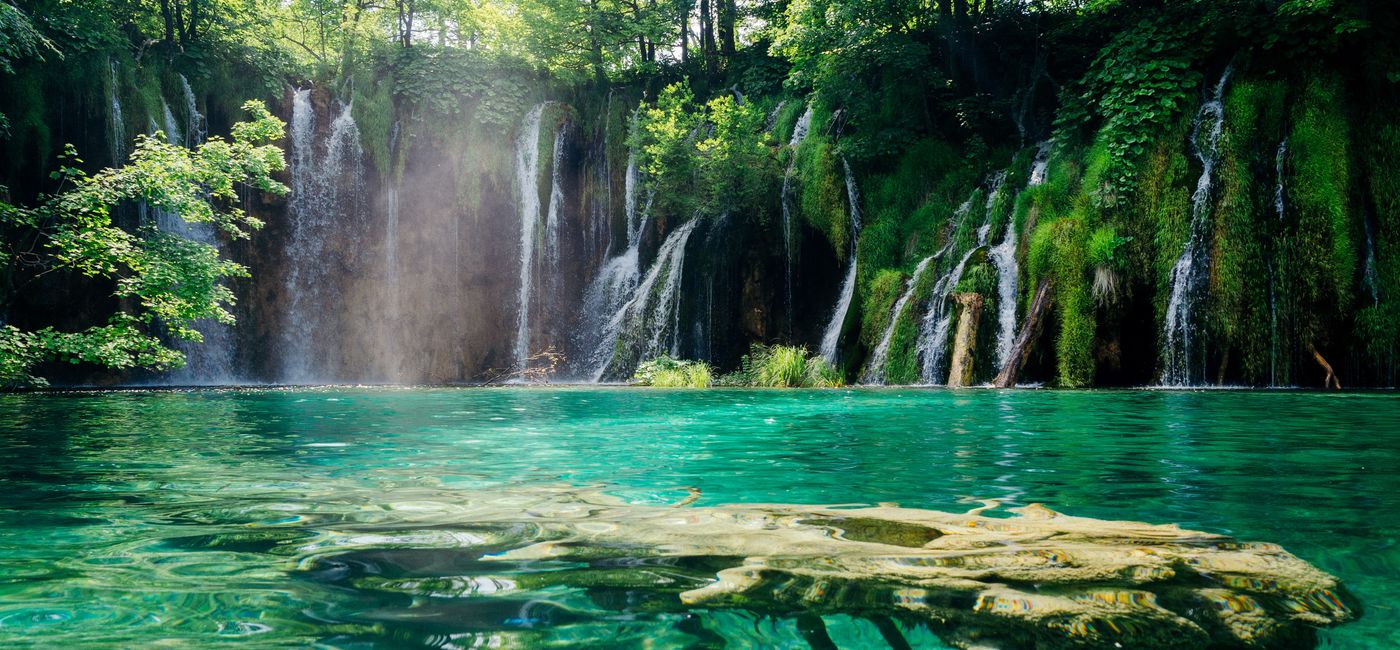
[
  {"xmin": 739, "ymin": 344, "xmax": 846, "ymax": 387},
  {"xmin": 632, "ymin": 356, "xmax": 713, "ymax": 387}
]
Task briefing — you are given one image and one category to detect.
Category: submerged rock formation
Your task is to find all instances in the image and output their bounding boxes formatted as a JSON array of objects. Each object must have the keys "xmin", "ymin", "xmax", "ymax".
[{"xmin": 304, "ymin": 485, "xmax": 1359, "ymax": 649}]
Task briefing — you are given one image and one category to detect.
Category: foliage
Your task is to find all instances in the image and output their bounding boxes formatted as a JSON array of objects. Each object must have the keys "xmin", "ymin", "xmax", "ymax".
[
  {"xmin": 634, "ymin": 82, "xmax": 777, "ymax": 221},
  {"xmin": 0, "ymin": 101, "xmax": 286, "ymax": 386},
  {"xmin": 723, "ymin": 343, "xmax": 843, "ymax": 387},
  {"xmin": 1288, "ymin": 71, "xmax": 1353, "ymax": 334},
  {"xmin": 1056, "ymin": 14, "xmax": 1205, "ymax": 197},
  {"xmin": 632, "ymin": 355, "xmax": 713, "ymax": 387}
]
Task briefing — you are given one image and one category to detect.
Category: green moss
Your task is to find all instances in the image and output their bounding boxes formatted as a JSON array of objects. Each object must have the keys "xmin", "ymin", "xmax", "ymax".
[
  {"xmin": 883, "ymin": 268, "xmax": 936, "ymax": 385},
  {"xmin": 1205, "ymin": 78, "xmax": 1286, "ymax": 383},
  {"xmin": 351, "ymin": 67, "xmax": 400, "ymax": 180},
  {"xmin": 795, "ymin": 135, "xmax": 849, "ymax": 257},
  {"xmin": 861, "ymin": 269, "xmax": 905, "ymax": 348},
  {"xmin": 1288, "ymin": 72, "xmax": 1354, "ymax": 334}
]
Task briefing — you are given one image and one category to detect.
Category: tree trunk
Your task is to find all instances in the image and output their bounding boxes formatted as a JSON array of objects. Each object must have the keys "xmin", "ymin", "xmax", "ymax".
[
  {"xmin": 700, "ymin": 0, "xmax": 715, "ymax": 74},
  {"xmin": 1309, "ymin": 343, "xmax": 1342, "ymax": 389},
  {"xmin": 992, "ymin": 279, "xmax": 1052, "ymax": 388},
  {"xmin": 718, "ymin": 0, "xmax": 736, "ymax": 56},
  {"xmin": 160, "ymin": 0, "xmax": 175, "ymax": 44},
  {"xmin": 948, "ymin": 292, "xmax": 984, "ymax": 388},
  {"xmin": 680, "ymin": 8, "xmax": 689, "ymax": 64}
]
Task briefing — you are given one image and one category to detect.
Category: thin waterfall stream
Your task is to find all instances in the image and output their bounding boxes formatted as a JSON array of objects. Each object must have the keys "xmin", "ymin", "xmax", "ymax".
[
  {"xmin": 817, "ymin": 158, "xmax": 862, "ymax": 363},
  {"xmin": 1161, "ymin": 65, "xmax": 1233, "ymax": 386}
]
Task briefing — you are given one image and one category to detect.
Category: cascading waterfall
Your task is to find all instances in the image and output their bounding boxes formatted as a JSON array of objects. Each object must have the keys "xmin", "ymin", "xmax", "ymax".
[
  {"xmin": 512, "ymin": 102, "xmax": 549, "ymax": 374},
  {"xmin": 914, "ymin": 175, "xmax": 1005, "ymax": 385},
  {"xmin": 590, "ymin": 219, "xmax": 700, "ymax": 381},
  {"xmin": 1161, "ymin": 65, "xmax": 1233, "ymax": 386},
  {"xmin": 544, "ymin": 124, "xmax": 567, "ymax": 270},
  {"xmin": 914, "ymin": 248, "xmax": 980, "ymax": 384},
  {"xmin": 781, "ymin": 106, "xmax": 814, "ymax": 328},
  {"xmin": 179, "ymin": 74, "xmax": 206, "ymax": 149},
  {"xmin": 107, "ymin": 61, "xmax": 125, "ymax": 164},
  {"xmin": 818, "ymin": 158, "xmax": 862, "ymax": 363},
  {"xmin": 861, "ymin": 256, "xmax": 935, "ymax": 384},
  {"xmin": 991, "ymin": 142, "xmax": 1051, "ymax": 368},
  {"xmin": 574, "ymin": 107, "xmax": 652, "ymax": 379},
  {"xmin": 282, "ymin": 90, "xmax": 364, "ymax": 382}
]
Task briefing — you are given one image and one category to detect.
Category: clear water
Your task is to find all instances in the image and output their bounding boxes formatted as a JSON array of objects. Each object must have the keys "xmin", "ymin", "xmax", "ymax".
[{"xmin": 0, "ymin": 388, "xmax": 1395, "ymax": 648}]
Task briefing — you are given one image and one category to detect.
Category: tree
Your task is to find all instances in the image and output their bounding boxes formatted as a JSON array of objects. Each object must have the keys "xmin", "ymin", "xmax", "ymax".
[{"xmin": 0, "ymin": 101, "xmax": 287, "ymax": 387}]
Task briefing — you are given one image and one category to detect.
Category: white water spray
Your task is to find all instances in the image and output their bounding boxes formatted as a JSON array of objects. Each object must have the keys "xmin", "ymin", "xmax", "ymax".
[
  {"xmin": 1162, "ymin": 66, "xmax": 1233, "ymax": 386},
  {"xmin": 818, "ymin": 158, "xmax": 862, "ymax": 363},
  {"xmin": 991, "ymin": 142, "xmax": 1051, "ymax": 368}
]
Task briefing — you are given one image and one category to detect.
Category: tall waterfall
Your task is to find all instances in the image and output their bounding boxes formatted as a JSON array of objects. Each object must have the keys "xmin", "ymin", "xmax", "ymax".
[
  {"xmin": 511, "ymin": 103, "xmax": 569, "ymax": 375},
  {"xmin": 1270, "ymin": 138, "xmax": 1287, "ymax": 386},
  {"xmin": 781, "ymin": 106, "xmax": 815, "ymax": 328},
  {"xmin": 1161, "ymin": 66, "xmax": 1233, "ymax": 386},
  {"xmin": 159, "ymin": 99, "xmax": 182, "ymax": 146},
  {"xmin": 991, "ymin": 142, "xmax": 1051, "ymax": 368},
  {"xmin": 107, "ymin": 61, "xmax": 125, "ymax": 164},
  {"xmin": 179, "ymin": 75, "xmax": 206, "ymax": 148},
  {"xmin": 818, "ymin": 158, "xmax": 862, "ymax": 363},
  {"xmin": 913, "ymin": 175, "xmax": 1005, "ymax": 385},
  {"xmin": 589, "ymin": 219, "xmax": 700, "ymax": 381},
  {"xmin": 574, "ymin": 107, "xmax": 652, "ymax": 380},
  {"xmin": 513, "ymin": 104, "xmax": 546, "ymax": 372},
  {"xmin": 282, "ymin": 90, "xmax": 364, "ymax": 382},
  {"xmin": 862, "ymin": 256, "xmax": 935, "ymax": 384}
]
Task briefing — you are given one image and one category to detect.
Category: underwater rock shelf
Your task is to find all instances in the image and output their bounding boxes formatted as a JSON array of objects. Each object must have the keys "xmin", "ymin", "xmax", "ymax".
[{"xmin": 412, "ymin": 488, "xmax": 1359, "ymax": 649}]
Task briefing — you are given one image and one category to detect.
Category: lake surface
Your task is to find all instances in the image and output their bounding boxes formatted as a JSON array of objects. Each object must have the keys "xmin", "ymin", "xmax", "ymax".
[{"xmin": 0, "ymin": 387, "xmax": 1395, "ymax": 648}]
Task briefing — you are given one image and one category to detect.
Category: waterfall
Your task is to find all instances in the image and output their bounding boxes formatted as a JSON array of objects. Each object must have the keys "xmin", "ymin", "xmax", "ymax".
[
  {"xmin": 1270, "ymin": 139, "xmax": 1287, "ymax": 386},
  {"xmin": 913, "ymin": 174, "xmax": 1005, "ymax": 385},
  {"xmin": 862, "ymin": 256, "xmax": 935, "ymax": 384},
  {"xmin": 512, "ymin": 103, "xmax": 549, "ymax": 374},
  {"xmin": 1274, "ymin": 139, "xmax": 1287, "ymax": 222},
  {"xmin": 766, "ymin": 99, "xmax": 788, "ymax": 132},
  {"xmin": 915, "ymin": 248, "xmax": 980, "ymax": 384},
  {"xmin": 574, "ymin": 107, "xmax": 652, "ymax": 379},
  {"xmin": 781, "ymin": 106, "xmax": 815, "ymax": 329},
  {"xmin": 160, "ymin": 99, "xmax": 182, "ymax": 146},
  {"xmin": 1161, "ymin": 66, "xmax": 1232, "ymax": 387},
  {"xmin": 544, "ymin": 124, "xmax": 567, "ymax": 273},
  {"xmin": 589, "ymin": 219, "xmax": 700, "ymax": 381},
  {"xmin": 179, "ymin": 74, "xmax": 206, "ymax": 148},
  {"xmin": 281, "ymin": 90, "xmax": 364, "ymax": 382},
  {"xmin": 991, "ymin": 142, "xmax": 1051, "ymax": 368},
  {"xmin": 145, "ymin": 93, "xmax": 236, "ymax": 384},
  {"xmin": 1364, "ymin": 214, "xmax": 1380, "ymax": 306},
  {"xmin": 818, "ymin": 158, "xmax": 862, "ymax": 363},
  {"xmin": 107, "ymin": 61, "xmax": 125, "ymax": 164}
]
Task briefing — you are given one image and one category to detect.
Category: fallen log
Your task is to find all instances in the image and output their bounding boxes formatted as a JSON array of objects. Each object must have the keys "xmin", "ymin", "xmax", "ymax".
[
  {"xmin": 1309, "ymin": 343, "xmax": 1342, "ymax": 389},
  {"xmin": 993, "ymin": 278, "xmax": 1053, "ymax": 388}
]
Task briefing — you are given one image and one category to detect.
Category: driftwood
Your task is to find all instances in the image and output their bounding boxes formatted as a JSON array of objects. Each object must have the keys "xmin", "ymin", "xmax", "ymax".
[
  {"xmin": 306, "ymin": 485, "xmax": 1359, "ymax": 649},
  {"xmin": 993, "ymin": 279, "xmax": 1053, "ymax": 388},
  {"xmin": 947, "ymin": 292, "xmax": 984, "ymax": 387},
  {"xmin": 1309, "ymin": 343, "xmax": 1342, "ymax": 389}
]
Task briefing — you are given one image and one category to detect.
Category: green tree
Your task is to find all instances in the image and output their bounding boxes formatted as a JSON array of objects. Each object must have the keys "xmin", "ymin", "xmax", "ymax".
[{"xmin": 0, "ymin": 100, "xmax": 287, "ymax": 387}]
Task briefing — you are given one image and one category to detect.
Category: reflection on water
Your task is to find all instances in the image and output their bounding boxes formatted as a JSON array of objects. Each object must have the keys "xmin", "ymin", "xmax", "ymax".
[{"xmin": 0, "ymin": 388, "xmax": 1396, "ymax": 647}]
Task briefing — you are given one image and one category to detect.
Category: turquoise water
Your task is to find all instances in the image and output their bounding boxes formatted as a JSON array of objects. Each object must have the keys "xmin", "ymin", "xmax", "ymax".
[{"xmin": 0, "ymin": 387, "xmax": 1395, "ymax": 648}]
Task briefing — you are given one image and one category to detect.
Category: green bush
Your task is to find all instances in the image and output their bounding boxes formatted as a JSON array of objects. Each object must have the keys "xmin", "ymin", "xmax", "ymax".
[
  {"xmin": 735, "ymin": 344, "xmax": 846, "ymax": 388},
  {"xmin": 632, "ymin": 356, "xmax": 713, "ymax": 387}
]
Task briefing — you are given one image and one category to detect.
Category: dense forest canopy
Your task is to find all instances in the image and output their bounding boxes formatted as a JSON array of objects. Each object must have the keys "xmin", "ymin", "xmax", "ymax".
[{"xmin": 0, "ymin": 0, "xmax": 1397, "ymax": 388}]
